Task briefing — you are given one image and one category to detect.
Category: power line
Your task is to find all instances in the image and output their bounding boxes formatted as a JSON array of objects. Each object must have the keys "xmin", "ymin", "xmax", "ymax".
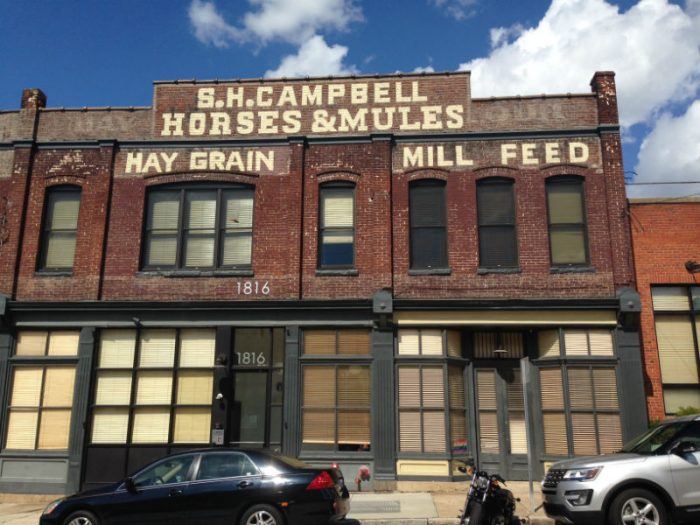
[{"xmin": 625, "ymin": 181, "xmax": 700, "ymax": 185}]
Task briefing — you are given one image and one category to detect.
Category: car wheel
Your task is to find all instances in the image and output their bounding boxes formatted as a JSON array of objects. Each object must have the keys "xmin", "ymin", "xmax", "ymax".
[
  {"xmin": 609, "ymin": 488, "xmax": 668, "ymax": 525},
  {"xmin": 239, "ymin": 504, "xmax": 283, "ymax": 525},
  {"xmin": 63, "ymin": 510, "xmax": 100, "ymax": 525}
]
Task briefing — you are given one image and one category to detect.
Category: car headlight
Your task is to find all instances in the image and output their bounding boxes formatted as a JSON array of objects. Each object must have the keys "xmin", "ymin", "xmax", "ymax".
[
  {"xmin": 42, "ymin": 498, "xmax": 65, "ymax": 516},
  {"xmin": 563, "ymin": 467, "xmax": 602, "ymax": 481}
]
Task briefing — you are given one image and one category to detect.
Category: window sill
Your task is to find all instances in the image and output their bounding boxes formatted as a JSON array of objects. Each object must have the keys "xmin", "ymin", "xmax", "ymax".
[
  {"xmin": 34, "ymin": 270, "xmax": 73, "ymax": 277},
  {"xmin": 408, "ymin": 268, "xmax": 452, "ymax": 276},
  {"xmin": 137, "ymin": 269, "xmax": 254, "ymax": 278},
  {"xmin": 315, "ymin": 268, "xmax": 359, "ymax": 277},
  {"xmin": 550, "ymin": 266, "xmax": 595, "ymax": 274},
  {"xmin": 477, "ymin": 267, "xmax": 521, "ymax": 275}
]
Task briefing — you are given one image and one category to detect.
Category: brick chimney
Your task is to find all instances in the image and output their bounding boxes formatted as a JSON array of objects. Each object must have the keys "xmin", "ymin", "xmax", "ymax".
[
  {"xmin": 590, "ymin": 71, "xmax": 618, "ymax": 126},
  {"xmin": 21, "ymin": 88, "xmax": 47, "ymax": 110}
]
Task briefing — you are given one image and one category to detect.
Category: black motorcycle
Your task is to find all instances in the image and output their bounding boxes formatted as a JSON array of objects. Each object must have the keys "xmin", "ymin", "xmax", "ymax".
[{"xmin": 458, "ymin": 461, "xmax": 520, "ymax": 525}]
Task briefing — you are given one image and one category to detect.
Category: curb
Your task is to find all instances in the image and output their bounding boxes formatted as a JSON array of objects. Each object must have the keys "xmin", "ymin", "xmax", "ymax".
[{"xmin": 356, "ymin": 518, "xmax": 554, "ymax": 525}]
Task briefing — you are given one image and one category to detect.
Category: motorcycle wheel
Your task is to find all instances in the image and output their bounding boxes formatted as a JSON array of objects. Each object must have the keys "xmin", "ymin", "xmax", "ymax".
[{"xmin": 467, "ymin": 501, "xmax": 483, "ymax": 525}]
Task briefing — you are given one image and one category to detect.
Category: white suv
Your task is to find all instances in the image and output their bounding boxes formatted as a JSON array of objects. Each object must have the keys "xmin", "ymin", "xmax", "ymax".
[{"xmin": 542, "ymin": 415, "xmax": 700, "ymax": 525}]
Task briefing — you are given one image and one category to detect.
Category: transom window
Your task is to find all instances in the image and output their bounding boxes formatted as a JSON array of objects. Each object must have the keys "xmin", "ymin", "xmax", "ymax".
[
  {"xmin": 319, "ymin": 183, "xmax": 355, "ymax": 268},
  {"xmin": 546, "ymin": 177, "xmax": 589, "ymax": 266},
  {"xmin": 39, "ymin": 186, "xmax": 81, "ymax": 271},
  {"xmin": 409, "ymin": 179, "xmax": 448, "ymax": 270},
  {"xmin": 143, "ymin": 185, "xmax": 254, "ymax": 270}
]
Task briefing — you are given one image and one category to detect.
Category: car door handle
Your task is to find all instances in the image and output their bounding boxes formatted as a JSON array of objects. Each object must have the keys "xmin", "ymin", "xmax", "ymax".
[
  {"xmin": 238, "ymin": 481, "xmax": 254, "ymax": 489},
  {"xmin": 169, "ymin": 488, "xmax": 184, "ymax": 497}
]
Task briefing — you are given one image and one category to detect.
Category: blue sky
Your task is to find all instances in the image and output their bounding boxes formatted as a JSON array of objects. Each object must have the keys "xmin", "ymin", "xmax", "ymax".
[{"xmin": 1, "ymin": 0, "xmax": 698, "ymax": 196}]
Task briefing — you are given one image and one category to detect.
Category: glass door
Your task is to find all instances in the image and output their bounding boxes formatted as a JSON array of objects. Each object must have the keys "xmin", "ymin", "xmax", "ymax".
[{"xmin": 230, "ymin": 328, "xmax": 284, "ymax": 452}]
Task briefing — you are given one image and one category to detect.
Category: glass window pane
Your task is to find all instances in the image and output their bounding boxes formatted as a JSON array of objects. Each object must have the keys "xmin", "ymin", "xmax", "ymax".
[
  {"xmin": 593, "ymin": 368, "xmax": 620, "ymax": 410},
  {"xmin": 10, "ymin": 368, "xmax": 43, "ymax": 407},
  {"xmin": 135, "ymin": 371, "xmax": 173, "ymax": 405},
  {"xmin": 479, "ymin": 226, "xmax": 517, "ymax": 267},
  {"xmin": 478, "ymin": 411, "xmax": 499, "ymax": 453},
  {"xmin": 338, "ymin": 410, "xmax": 370, "ymax": 450},
  {"xmin": 322, "ymin": 188, "xmax": 354, "ymax": 228},
  {"xmin": 337, "ymin": 330, "xmax": 370, "ymax": 355},
  {"xmin": 597, "ymin": 414, "xmax": 622, "ymax": 454},
  {"xmin": 652, "ymin": 287, "xmax": 690, "ymax": 311},
  {"xmin": 148, "ymin": 192, "xmax": 180, "ymax": 230},
  {"xmin": 338, "ymin": 366, "xmax": 370, "ymax": 406},
  {"xmin": 145, "ymin": 234, "xmax": 178, "ymax": 267},
  {"xmin": 550, "ymin": 228, "xmax": 586, "ymax": 265},
  {"xmin": 15, "ymin": 332, "xmax": 47, "ymax": 356},
  {"xmin": 48, "ymin": 332, "xmax": 80, "ymax": 356},
  {"xmin": 47, "ymin": 190, "xmax": 80, "ymax": 230},
  {"xmin": 179, "ymin": 328, "xmax": 216, "ymax": 367},
  {"xmin": 173, "ymin": 408, "xmax": 211, "ymax": 443},
  {"xmin": 38, "ymin": 410, "xmax": 71, "ymax": 450},
  {"xmin": 95, "ymin": 371, "xmax": 132, "ymax": 406},
  {"xmin": 572, "ymin": 413, "xmax": 597, "ymax": 455},
  {"xmin": 478, "ymin": 181, "xmax": 515, "ymax": 224},
  {"xmin": 186, "ymin": 191, "xmax": 217, "ymax": 229},
  {"xmin": 43, "ymin": 367, "xmax": 76, "ymax": 407},
  {"xmin": 543, "ymin": 413, "xmax": 567, "ymax": 455},
  {"xmin": 664, "ymin": 388, "xmax": 700, "ymax": 415},
  {"xmin": 184, "ymin": 233, "xmax": 215, "ymax": 267},
  {"xmin": 397, "ymin": 330, "xmax": 420, "ymax": 355},
  {"xmin": 133, "ymin": 455, "xmax": 196, "ymax": 487},
  {"xmin": 5, "ymin": 410, "xmax": 38, "ymax": 449},
  {"xmin": 303, "ymin": 331, "xmax": 336, "ymax": 355},
  {"xmin": 421, "ymin": 330, "xmax": 443, "ymax": 355},
  {"xmin": 411, "ymin": 227, "xmax": 447, "ymax": 269},
  {"xmin": 398, "ymin": 367, "xmax": 421, "ymax": 408},
  {"xmin": 302, "ymin": 410, "xmax": 334, "ymax": 449},
  {"xmin": 177, "ymin": 371, "xmax": 213, "ymax": 405},
  {"xmin": 399, "ymin": 411, "xmax": 421, "ymax": 452},
  {"xmin": 410, "ymin": 183, "xmax": 445, "ymax": 227},
  {"xmin": 564, "ymin": 330, "xmax": 589, "ymax": 356},
  {"xmin": 197, "ymin": 452, "xmax": 258, "ymax": 480},
  {"xmin": 447, "ymin": 331, "xmax": 462, "ymax": 357},
  {"xmin": 320, "ymin": 230, "xmax": 354, "ymax": 267},
  {"xmin": 91, "ymin": 408, "xmax": 129, "ymax": 444},
  {"xmin": 568, "ymin": 368, "xmax": 593, "ymax": 410},
  {"xmin": 539, "ymin": 368, "xmax": 564, "ymax": 410},
  {"xmin": 233, "ymin": 373, "xmax": 267, "ymax": 444},
  {"xmin": 224, "ymin": 190, "xmax": 254, "ymax": 229},
  {"xmin": 422, "ymin": 367, "xmax": 445, "ymax": 408},
  {"xmin": 303, "ymin": 367, "xmax": 335, "ymax": 407},
  {"xmin": 139, "ymin": 329, "xmax": 176, "ymax": 368},
  {"xmin": 132, "ymin": 408, "xmax": 170, "ymax": 443},
  {"xmin": 538, "ymin": 330, "xmax": 560, "ymax": 358},
  {"xmin": 589, "ymin": 330, "xmax": 614, "ymax": 356},
  {"xmin": 222, "ymin": 232, "xmax": 252, "ymax": 266},
  {"xmin": 548, "ymin": 182, "xmax": 583, "ymax": 224},
  {"xmin": 99, "ymin": 329, "xmax": 136, "ymax": 368},
  {"xmin": 235, "ymin": 329, "xmax": 271, "ymax": 367},
  {"xmin": 44, "ymin": 233, "xmax": 77, "ymax": 269},
  {"xmin": 655, "ymin": 315, "xmax": 699, "ymax": 384},
  {"xmin": 270, "ymin": 368, "xmax": 284, "ymax": 404}
]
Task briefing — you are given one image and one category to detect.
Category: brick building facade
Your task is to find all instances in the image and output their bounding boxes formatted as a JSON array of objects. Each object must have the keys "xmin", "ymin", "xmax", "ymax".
[
  {"xmin": 629, "ymin": 198, "xmax": 700, "ymax": 422},
  {"xmin": 0, "ymin": 72, "xmax": 647, "ymax": 495}
]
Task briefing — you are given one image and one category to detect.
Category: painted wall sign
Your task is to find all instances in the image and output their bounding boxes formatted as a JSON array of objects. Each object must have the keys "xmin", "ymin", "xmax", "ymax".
[{"xmin": 153, "ymin": 74, "xmax": 470, "ymax": 139}]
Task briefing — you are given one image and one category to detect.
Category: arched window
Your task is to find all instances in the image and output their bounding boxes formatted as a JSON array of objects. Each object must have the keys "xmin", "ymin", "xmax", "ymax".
[
  {"xmin": 39, "ymin": 185, "xmax": 82, "ymax": 271},
  {"xmin": 546, "ymin": 176, "xmax": 589, "ymax": 266},
  {"xmin": 318, "ymin": 182, "xmax": 355, "ymax": 269},
  {"xmin": 142, "ymin": 184, "xmax": 254, "ymax": 270},
  {"xmin": 477, "ymin": 178, "xmax": 517, "ymax": 268},
  {"xmin": 409, "ymin": 179, "xmax": 447, "ymax": 270}
]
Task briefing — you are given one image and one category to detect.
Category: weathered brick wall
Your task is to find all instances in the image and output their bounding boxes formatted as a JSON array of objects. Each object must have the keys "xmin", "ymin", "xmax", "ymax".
[
  {"xmin": 36, "ymin": 109, "xmax": 151, "ymax": 142},
  {"xmin": 630, "ymin": 200, "xmax": 700, "ymax": 421},
  {"xmin": 0, "ymin": 112, "xmax": 20, "ymax": 142}
]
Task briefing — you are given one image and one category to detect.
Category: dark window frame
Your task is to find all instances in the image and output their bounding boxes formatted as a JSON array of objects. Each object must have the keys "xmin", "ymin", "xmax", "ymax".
[
  {"xmin": 545, "ymin": 176, "xmax": 590, "ymax": 267},
  {"xmin": 317, "ymin": 181, "xmax": 356, "ymax": 270},
  {"xmin": 141, "ymin": 183, "xmax": 255, "ymax": 271},
  {"xmin": 38, "ymin": 185, "xmax": 82, "ymax": 272},
  {"xmin": 476, "ymin": 177, "xmax": 518, "ymax": 269},
  {"xmin": 409, "ymin": 179, "xmax": 448, "ymax": 270}
]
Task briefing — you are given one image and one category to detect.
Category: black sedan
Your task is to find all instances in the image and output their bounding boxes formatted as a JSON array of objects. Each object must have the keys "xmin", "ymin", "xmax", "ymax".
[{"xmin": 40, "ymin": 449, "xmax": 350, "ymax": 525}]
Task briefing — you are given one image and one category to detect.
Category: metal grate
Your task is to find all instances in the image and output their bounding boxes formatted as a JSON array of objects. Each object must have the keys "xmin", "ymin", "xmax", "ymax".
[{"xmin": 543, "ymin": 468, "xmax": 566, "ymax": 489}]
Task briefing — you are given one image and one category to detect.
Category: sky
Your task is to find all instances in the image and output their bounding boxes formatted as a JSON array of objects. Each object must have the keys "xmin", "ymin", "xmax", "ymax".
[{"xmin": 0, "ymin": 0, "xmax": 699, "ymax": 198}]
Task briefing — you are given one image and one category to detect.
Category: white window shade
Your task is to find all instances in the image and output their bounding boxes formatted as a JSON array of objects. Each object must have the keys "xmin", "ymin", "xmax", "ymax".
[
  {"xmin": 10, "ymin": 368, "xmax": 43, "ymax": 407},
  {"xmin": 135, "ymin": 371, "xmax": 173, "ymax": 405},
  {"xmin": 222, "ymin": 233, "xmax": 252, "ymax": 266},
  {"xmin": 664, "ymin": 388, "xmax": 700, "ymax": 414},
  {"xmin": 652, "ymin": 287, "xmax": 690, "ymax": 311},
  {"xmin": 303, "ymin": 367, "xmax": 335, "ymax": 407},
  {"xmin": 91, "ymin": 408, "xmax": 129, "ymax": 444},
  {"xmin": 45, "ymin": 234, "xmax": 77, "ymax": 269},
  {"xmin": 224, "ymin": 191, "xmax": 254, "ymax": 229},
  {"xmin": 95, "ymin": 371, "xmax": 132, "ymax": 406},
  {"xmin": 338, "ymin": 410, "xmax": 371, "ymax": 446},
  {"xmin": 186, "ymin": 192, "xmax": 217, "ymax": 229},
  {"xmin": 421, "ymin": 367, "xmax": 445, "ymax": 408},
  {"xmin": 174, "ymin": 408, "xmax": 211, "ymax": 443},
  {"xmin": 148, "ymin": 192, "xmax": 180, "ymax": 230},
  {"xmin": 177, "ymin": 371, "xmax": 213, "ymax": 405},
  {"xmin": 543, "ymin": 413, "xmax": 567, "ymax": 455},
  {"xmin": 337, "ymin": 366, "xmax": 370, "ymax": 406},
  {"xmin": 422, "ymin": 411, "xmax": 446, "ymax": 453},
  {"xmin": 48, "ymin": 332, "xmax": 80, "ymax": 356},
  {"xmin": 509, "ymin": 413, "xmax": 528, "ymax": 454},
  {"xmin": 564, "ymin": 330, "xmax": 589, "ymax": 356},
  {"xmin": 302, "ymin": 410, "xmax": 334, "ymax": 444},
  {"xmin": 15, "ymin": 332, "xmax": 48, "ymax": 356},
  {"xmin": 322, "ymin": 189, "xmax": 354, "ymax": 228},
  {"xmin": 398, "ymin": 367, "xmax": 421, "ymax": 408},
  {"xmin": 5, "ymin": 411, "xmax": 38, "ymax": 449},
  {"xmin": 42, "ymin": 367, "xmax": 76, "ymax": 407},
  {"xmin": 655, "ymin": 315, "xmax": 699, "ymax": 384},
  {"xmin": 99, "ymin": 330, "xmax": 136, "ymax": 368},
  {"xmin": 48, "ymin": 191, "xmax": 80, "ymax": 230},
  {"xmin": 589, "ymin": 330, "xmax": 614, "ymax": 356},
  {"xmin": 421, "ymin": 330, "xmax": 443, "ymax": 356},
  {"xmin": 397, "ymin": 330, "xmax": 420, "ymax": 355},
  {"xmin": 398, "ymin": 411, "xmax": 421, "ymax": 452},
  {"xmin": 322, "ymin": 231, "xmax": 353, "ymax": 244},
  {"xmin": 38, "ymin": 410, "xmax": 71, "ymax": 450},
  {"xmin": 179, "ymin": 329, "xmax": 216, "ymax": 367},
  {"xmin": 145, "ymin": 235, "xmax": 178, "ymax": 266},
  {"xmin": 303, "ymin": 331, "xmax": 336, "ymax": 355},
  {"xmin": 139, "ymin": 329, "xmax": 176, "ymax": 368},
  {"xmin": 184, "ymin": 235, "xmax": 215, "ymax": 267},
  {"xmin": 132, "ymin": 408, "xmax": 170, "ymax": 443},
  {"xmin": 538, "ymin": 330, "xmax": 560, "ymax": 358}
]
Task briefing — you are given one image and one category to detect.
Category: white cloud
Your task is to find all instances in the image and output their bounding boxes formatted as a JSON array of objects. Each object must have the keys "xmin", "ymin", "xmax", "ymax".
[
  {"xmin": 430, "ymin": 0, "xmax": 479, "ymax": 21},
  {"xmin": 189, "ymin": 0, "xmax": 362, "ymax": 47},
  {"xmin": 413, "ymin": 66, "xmax": 436, "ymax": 73},
  {"xmin": 489, "ymin": 23, "xmax": 525, "ymax": 48},
  {"xmin": 265, "ymin": 35, "xmax": 357, "ymax": 78},
  {"xmin": 631, "ymin": 101, "xmax": 700, "ymax": 197},
  {"xmin": 459, "ymin": 0, "xmax": 700, "ymax": 128}
]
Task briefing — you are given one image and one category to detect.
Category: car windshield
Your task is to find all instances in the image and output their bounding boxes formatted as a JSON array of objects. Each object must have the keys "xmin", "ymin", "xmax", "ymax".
[{"xmin": 621, "ymin": 422, "xmax": 687, "ymax": 455}]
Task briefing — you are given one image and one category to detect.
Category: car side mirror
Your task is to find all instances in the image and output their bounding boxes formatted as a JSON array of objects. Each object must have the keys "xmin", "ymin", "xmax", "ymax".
[
  {"xmin": 124, "ymin": 477, "xmax": 138, "ymax": 494},
  {"xmin": 672, "ymin": 441, "xmax": 698, "ymax": 455}
]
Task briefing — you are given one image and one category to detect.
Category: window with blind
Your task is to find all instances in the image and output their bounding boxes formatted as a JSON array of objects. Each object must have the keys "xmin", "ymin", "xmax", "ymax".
[
  {"xmin": 536, "ymin": 328, "xmax": 615, "ymax": 359},
  {"xmin": 303, "ymin": 329, "xmax": 371, "ymax": 356},
  {"xmin": 319, "ymin": 183, "xmax": 355, "ymax": 268},
  {"xmin": 477, "ymin": 179, "xmax": 517, "ymax": 268},
  {"xmin": 39, "ymin": 186, "xmax": 81, "ymax": 271},
  {"xmin": 4, "ymin": 331, "xmax": 80, "ymax": 451},
  {"xmin": 409, "ymin": 179, "xmax": 447, "ymax": 270},
  {"xmin": 651, "ymin": 286, "xmax": 700, "ymax": 415},
  {"xmin": 90, "ymin": 328, "xmax": 215, "ymax": 445},
  {"xmin": 301, "ymin": 365, "xmax": 371, "ymax": 452},
  {"xmin": 397, "ymin": 329, "xmax": 462, "ymax": 357},
  {"xmin": 143, "ymin": 185, "xmax": 254, "ymax": 270},
  {"xmin": 546, "ymin": 177, "xmax": 588, "ymax": 266}
]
